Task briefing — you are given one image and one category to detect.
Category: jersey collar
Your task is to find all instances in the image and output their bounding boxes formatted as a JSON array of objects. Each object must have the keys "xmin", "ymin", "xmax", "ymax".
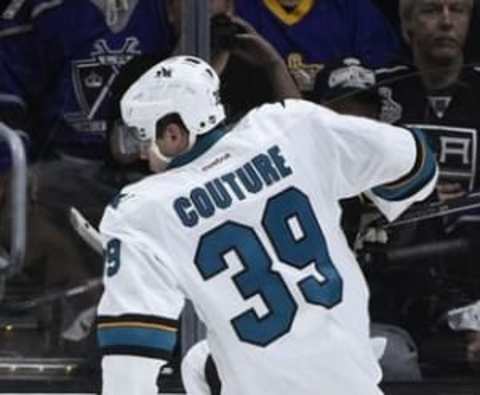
[
  {"xmin": 167, "ymin": 126, "xmax": 228, "ymax": 170},
  {"xmin": 262, "ymin": 0, "xmax": 314, "ymax": 26}
]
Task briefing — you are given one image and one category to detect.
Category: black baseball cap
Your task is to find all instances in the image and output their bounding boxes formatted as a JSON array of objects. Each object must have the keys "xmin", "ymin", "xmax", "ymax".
[{"xmin": 311, "ymin": 57, "xmax": 379, "ymax": 104}]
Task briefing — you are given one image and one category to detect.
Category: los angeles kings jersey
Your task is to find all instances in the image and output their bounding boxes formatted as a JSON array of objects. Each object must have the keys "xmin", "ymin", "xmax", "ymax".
[
  {"xmin": 97, "ymin": 100, "xmax": 437, "ymax": 395},
  {"xmin": 377, "ymin": 64, "xmax": 480, "ymax": 192},
  {"xmin": 0, "ymin": 0, "xmax": 174, "ymax": 159}
]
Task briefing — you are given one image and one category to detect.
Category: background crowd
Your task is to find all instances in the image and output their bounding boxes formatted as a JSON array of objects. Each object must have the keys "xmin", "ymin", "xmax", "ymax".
[{"xmin": 0, "ymin": 0, "xmax": 479, "ymax": 391}]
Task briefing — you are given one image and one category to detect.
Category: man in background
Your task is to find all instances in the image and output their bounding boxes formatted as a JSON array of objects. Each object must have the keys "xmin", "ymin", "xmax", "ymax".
[{"xmin": 375, "ymin": 0, "xmax": 480, "ymax": 375}]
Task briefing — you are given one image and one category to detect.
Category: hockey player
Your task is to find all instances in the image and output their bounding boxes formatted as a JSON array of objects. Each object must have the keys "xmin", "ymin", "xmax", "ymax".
[{"xmin": 97, "ymin": 55, "xmax": 438, "ymax": 395}]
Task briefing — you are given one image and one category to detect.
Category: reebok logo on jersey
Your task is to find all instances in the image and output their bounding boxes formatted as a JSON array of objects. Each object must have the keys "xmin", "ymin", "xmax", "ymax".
[{"xmin": 202, "ymin": 153, "xmax": 231, "ymax": 172}]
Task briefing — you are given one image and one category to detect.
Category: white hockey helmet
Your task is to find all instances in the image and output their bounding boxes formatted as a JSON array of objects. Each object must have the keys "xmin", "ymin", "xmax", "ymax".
[{"xmin": 120, "ymin": 55, "xmax": 226, "ymax": 162}]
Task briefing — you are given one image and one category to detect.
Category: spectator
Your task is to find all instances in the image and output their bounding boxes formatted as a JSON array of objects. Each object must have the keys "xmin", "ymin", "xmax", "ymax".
[
  {"xmin": 0, "ymin": 0, "xmax": 175, "ymax": 342},
  {"xmin": 376, "ymin": 0, "xmax": 479, "ymax": 226},
  {"xmin": 234, "ymin": 0, "xmax": 402, "ymax": 93},
  {"xmin": 372, "ymin": 0, "xmax": 480, "ymax": 62},
  {"xmin": 374, "ymin": 0, "xmax": 480, "ymax": 376},
  {"xmin": 0, "ymin": 0, "xmax": 175, "ymax": 224}
]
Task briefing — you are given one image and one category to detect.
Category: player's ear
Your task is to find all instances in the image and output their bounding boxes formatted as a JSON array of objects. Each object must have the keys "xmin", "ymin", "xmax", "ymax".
[{"xmin": 158, "ymin": 123, "xmax": 189, "ymax": 156}]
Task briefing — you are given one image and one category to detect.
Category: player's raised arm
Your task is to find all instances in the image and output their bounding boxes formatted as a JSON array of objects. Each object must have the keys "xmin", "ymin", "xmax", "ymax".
[
  {"xmin": 97, "ymin": 201, "xmax": 185, "ymax": 395},
  {"xmin": 327, "ymin": 113, "xmax": 438, "ymax": 219},
  {"xmin": 285, "ymin": 100, "xmax": 438, "ymax": 221},
  {"xmin": 362, "ymin": 126, "xmax": 438, "ymax": 221}
]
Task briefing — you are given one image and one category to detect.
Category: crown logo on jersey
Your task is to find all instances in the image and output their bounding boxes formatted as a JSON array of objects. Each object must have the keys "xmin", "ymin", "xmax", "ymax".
[
  {"xmin": 85, "ymin": 72, "xmax": 104, "ymax": 89},
  {"xmin": 69, "ymin": 37, "xmax": 141, "ymax": 124}
]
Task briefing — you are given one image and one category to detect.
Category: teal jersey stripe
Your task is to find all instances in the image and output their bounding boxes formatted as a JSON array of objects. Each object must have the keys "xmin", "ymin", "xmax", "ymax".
[
  {"xmin": 168, "ymin": 126, "xmax": 228, "ymax": 169},
  {"xmin": 372, "ymin": 129, "xmax": 436, "ymax": 202},
  {"xmin": 97, "ymin": 326, "xmax": 177, "ymax": 352}
]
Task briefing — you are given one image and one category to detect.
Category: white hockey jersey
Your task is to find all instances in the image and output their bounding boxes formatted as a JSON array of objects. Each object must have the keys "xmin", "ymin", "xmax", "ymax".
[{"xmin": 97, "ymin": 99, "xmax": 437, "ymax": 395}]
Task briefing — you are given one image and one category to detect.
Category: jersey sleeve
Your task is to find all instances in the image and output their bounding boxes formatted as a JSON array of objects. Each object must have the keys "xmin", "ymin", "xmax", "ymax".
[
  {"xmin": 329, "ymin": 113, "xmax": 437, "ymax": 220},
  {"xmin": 97, "ymin": 204, "xmax": 185, "ymax": 361},
  {"xmin": 276, "ymin": 100, "xmax": 437, "ymax": 221},
  {"xmin": 364, "ymin": 128, "xmax": 438, "ymax": 220}
]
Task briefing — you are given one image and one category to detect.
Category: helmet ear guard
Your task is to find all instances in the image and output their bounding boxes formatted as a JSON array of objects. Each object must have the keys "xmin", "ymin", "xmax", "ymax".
[{"xmin": 120, "ymin": 56, "xmax": 226, "ymax": 155}]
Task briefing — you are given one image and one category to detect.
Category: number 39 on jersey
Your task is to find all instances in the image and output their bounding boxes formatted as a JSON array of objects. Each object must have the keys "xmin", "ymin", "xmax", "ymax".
[{"xmin": 194, "ymin": 187, "xmax": 343, "ymax": 347}]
